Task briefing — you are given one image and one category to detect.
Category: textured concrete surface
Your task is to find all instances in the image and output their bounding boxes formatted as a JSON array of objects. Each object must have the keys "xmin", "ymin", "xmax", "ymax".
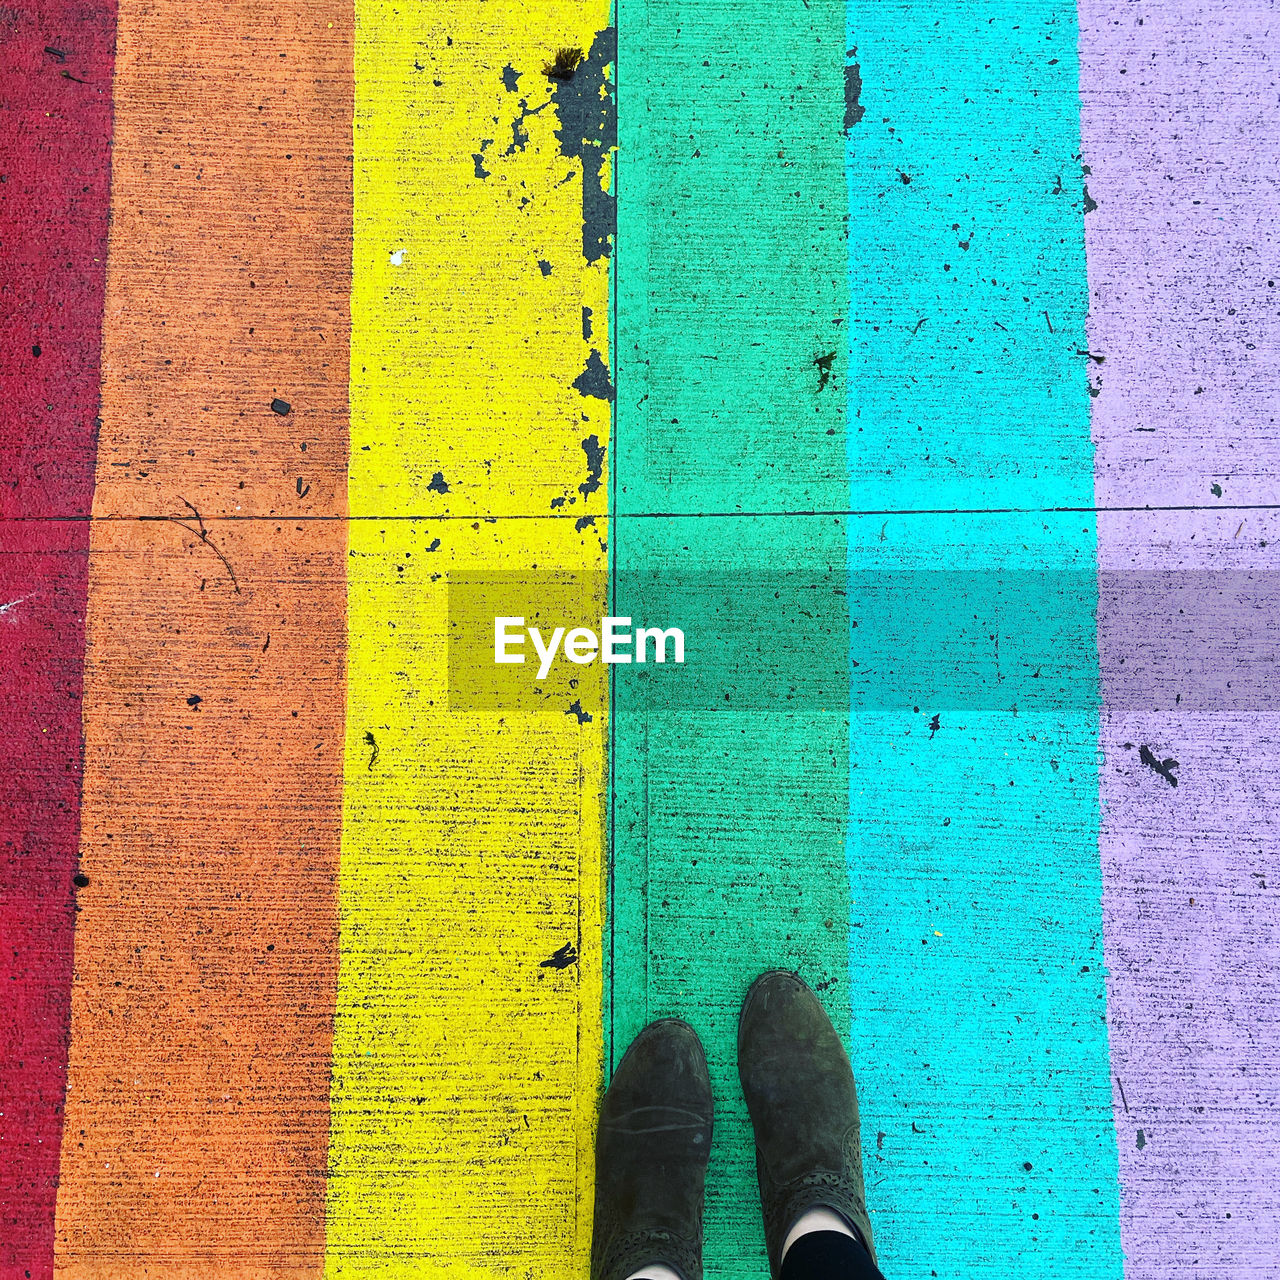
[
  {"xmin": 0, "ymin": 5, "xmax": 115, "ymax": 1275},
  {"xmin": 328, "ymin": 5, "xmax": 610, "ymax": 1270},
  {"xmin": 611, "ymin": 5, "xmax": 853, "ymax": 1278},
  {"xmin": 1, "ymin": 0, "xmax": 1277, "ymax": 1276},
  {"xmin": 49, "ymin": 0, "xmax": 352, "ymax": 1272},
  {"xmin": 1081, "ymin": 2, "xmax": 1280, "ymax": 1274}
]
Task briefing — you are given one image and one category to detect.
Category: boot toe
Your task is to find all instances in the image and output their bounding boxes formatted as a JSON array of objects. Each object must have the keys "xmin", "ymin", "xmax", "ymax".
[
  {"xmin": 612, "ymin": 1019, "xmax": 710, "ymax": 1107},
  {"xmin": 739, "ymin": 970, "xmax": 816, "ymax": 1052}
]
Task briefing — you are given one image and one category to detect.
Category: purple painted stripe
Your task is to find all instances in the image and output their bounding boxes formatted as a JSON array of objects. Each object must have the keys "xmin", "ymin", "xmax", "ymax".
[{"xmin": 1080, "ymin": 3, "xmax": 1280, "ymax": 1275}]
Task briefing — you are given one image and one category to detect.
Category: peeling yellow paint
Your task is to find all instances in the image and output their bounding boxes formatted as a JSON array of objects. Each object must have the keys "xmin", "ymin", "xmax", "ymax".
[{"xmin": 326, "ymin": 4, "xmax": 611, "ymax": 1273}]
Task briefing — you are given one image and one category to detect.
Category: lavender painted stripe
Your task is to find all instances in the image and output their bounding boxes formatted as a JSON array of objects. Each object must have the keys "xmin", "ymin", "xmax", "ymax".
[{"xmin": 1080, "ymin": 3, "xmax": 1280, "ymax": 1274}]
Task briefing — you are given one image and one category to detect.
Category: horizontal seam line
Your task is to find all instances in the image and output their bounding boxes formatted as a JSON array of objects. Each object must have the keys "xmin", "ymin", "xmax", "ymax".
[{"xmin": 2, "ymin": 503, "xmax": 1279, "ymax": 522}]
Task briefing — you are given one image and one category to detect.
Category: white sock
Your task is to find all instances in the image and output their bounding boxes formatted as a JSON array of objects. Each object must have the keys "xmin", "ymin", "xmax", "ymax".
[
  {"xmin": 780, "ymin": 1206, "xmax": 859, "ymax": 1263},
  {"xmin": 624, "ymin": 1268, "xmax": 683, "ymax": 1280}
]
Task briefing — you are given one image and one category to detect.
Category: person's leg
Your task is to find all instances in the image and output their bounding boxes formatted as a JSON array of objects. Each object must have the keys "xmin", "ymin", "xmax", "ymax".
[
  {"xmin": 739, "ymin": 970, "xmax": 885, "ymax": 1279},
  {"xmin": 591, "ymin": 1020, "xmax": 713, "ymax": 1280},
  {"xmin": 779, "ymin": 1229, "xmax": 885, "ymax": 1280}
]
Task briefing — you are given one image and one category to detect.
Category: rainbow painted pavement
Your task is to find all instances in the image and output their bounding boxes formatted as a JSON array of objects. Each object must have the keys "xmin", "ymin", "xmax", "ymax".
[{"xmin": 3, "ymin": 0, "xmax": 1278, "ymax": 1276}]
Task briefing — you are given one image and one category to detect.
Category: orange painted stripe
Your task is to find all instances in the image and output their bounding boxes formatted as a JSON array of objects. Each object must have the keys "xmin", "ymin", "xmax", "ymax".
[{"xmin": 53, "ymin": 0, "xmax": 352, "ymax": 1273}]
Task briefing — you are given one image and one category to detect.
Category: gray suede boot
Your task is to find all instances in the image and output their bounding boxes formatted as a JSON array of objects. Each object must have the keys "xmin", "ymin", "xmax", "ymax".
[
  {"xmin": 738, "ymin": 971, "xmax": 877, "ymax": 1279},
  {"xmin": 591, "ymin": 1019, "xmax": 713, "ymax": 1280}
]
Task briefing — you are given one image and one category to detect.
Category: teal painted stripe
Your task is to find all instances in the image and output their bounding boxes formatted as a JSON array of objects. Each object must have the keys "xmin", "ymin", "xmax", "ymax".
[
  {"xmin": 843, "ymin": 3, "xmax": 1123, "ymax": 1278},
  {"xmin": 609, "ymin": 2, "xmax": 853, "ymax": 1275}
]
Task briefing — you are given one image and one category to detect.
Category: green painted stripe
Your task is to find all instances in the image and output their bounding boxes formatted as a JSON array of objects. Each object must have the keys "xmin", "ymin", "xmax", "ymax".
[{"xmin": 610, "ymin": 3, "xmax": 853, "ymax": 1274}]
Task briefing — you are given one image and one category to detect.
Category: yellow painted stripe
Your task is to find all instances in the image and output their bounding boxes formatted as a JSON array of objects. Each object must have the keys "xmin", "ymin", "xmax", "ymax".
[{"xmin": 325, "ymin": 4, "xmax": 612, "ymax": 1274}]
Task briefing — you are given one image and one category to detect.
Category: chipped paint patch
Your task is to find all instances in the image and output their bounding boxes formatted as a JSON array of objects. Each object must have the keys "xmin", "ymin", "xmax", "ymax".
[
  {"xmin": 843, "ymin": 55, "xmax": 865, "ymax": 133},
  {"xmin": 548, "ymin": 26, "xmax": 616, "ymax": 264},
  {"xmin": 573, "ymin": 348, "xmax": 614, "ymax": 402}
]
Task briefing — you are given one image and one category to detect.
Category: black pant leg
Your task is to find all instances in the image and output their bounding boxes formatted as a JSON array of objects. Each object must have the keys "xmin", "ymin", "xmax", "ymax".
[{"xmin": 778, "ymin": 1230, "xmax": 886, "ymax": 1280}]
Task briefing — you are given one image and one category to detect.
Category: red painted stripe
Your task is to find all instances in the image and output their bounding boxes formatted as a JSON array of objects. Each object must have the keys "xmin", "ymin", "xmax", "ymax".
[{"xmin": 0, "ymin": 4, "xmax": 116, "ymax": 1275}]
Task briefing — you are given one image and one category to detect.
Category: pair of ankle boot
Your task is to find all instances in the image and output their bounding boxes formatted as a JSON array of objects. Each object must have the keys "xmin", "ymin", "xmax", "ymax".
[{"xmin": 591, "ymin": 970, "xmax": 880, "ymax": 1280}]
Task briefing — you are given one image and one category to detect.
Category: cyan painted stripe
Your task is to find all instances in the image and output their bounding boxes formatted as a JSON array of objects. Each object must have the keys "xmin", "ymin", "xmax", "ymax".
[{"xmin": 842, "ymin": 2, "xmax": 1123, "ymax": 1276}]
